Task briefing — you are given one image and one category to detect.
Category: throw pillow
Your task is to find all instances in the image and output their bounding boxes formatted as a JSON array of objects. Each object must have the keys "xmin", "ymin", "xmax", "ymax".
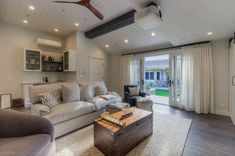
[
  {"xmin": 39, "ymin": 89, "xmax": 62, "ymax": 109},
  {"xmin": 90, "ymin": 81, "xmax": 107, "ymax": 97},
  {"xmin": 80, "ymin": 83, "xmax": 93, "ymax": 101},
  {"xmin": 94, "ymin": 86, "xmax": 107, "ymax": 96},
  {"xmin": 62, "ymin": 83, "xmax": 80, "ymax": 103},
  {"xmin": 128, "ymin": 87, "xmax": 139, "ymax": 96}
]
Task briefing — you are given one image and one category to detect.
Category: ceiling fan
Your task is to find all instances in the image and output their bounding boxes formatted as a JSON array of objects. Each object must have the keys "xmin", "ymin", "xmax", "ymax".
[{"xmin": 53, "ymin": 0, "xmax": 104, "ymax": 21}]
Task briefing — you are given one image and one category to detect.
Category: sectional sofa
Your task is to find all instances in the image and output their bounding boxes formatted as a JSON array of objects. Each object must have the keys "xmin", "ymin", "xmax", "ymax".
[{"xmin": 29, "ymin": 81, "xmax": 122, "ymax": 138}]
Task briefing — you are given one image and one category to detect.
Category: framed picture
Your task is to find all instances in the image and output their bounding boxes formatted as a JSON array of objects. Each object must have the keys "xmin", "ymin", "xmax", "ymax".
[{"xmin": 0, "ymin": 94, "xmax": 12, "ymax": 109}]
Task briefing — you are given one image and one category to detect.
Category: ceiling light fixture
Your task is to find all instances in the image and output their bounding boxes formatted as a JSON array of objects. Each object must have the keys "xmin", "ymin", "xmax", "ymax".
[
  {"xmin": 23, "ymin": 20, "xmax": 28, "ymax": 24},
  {"xmin": 124, "ymin": 39, "xmax": 129, "ymax": 43},
  {"xmin": 207, "ymin": 32, "xmax": 213, "ymax": 35},
  {"xmin": 54, "ymin": 29, "xmax": 59, "ymax": 32},
  {"xmin": 29, "ymin": 5, "xmax": 35, "ymax": 10},
  {"xmin": 105, "ymin": 44, "xmax": 109, "ymax": 48},
  {"xmin": 75, "ymin": 23, "xmax": 79, "ymax": 26},
  {"xmin": 151, "ymin": 32, "xmax": 156, "ymax": 36}
]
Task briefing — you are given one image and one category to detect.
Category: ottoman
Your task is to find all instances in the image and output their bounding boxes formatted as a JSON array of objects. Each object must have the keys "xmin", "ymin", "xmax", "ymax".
[
  {"xmin": 136, "ymin": 97, "xmax": 153, "ymax": 112},
  {"xmin": 107, "ymin": 102, "xmax": 130, "ymax": 114}
]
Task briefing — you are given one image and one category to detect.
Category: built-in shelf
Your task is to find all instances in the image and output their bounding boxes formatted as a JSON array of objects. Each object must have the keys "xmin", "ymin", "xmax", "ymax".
[{"xmin": 42, "ymin": 61, "xmax": 63, "ymax": 72}]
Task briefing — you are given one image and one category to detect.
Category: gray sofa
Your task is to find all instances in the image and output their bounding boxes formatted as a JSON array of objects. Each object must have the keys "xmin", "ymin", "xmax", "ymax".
[
  {"xmin": 0, "ymin": 109, "xmax": 55, "ymax": 156},
  {"xmin": 29, "ymin": 81, "xmax": 122, "ymax": 138}
]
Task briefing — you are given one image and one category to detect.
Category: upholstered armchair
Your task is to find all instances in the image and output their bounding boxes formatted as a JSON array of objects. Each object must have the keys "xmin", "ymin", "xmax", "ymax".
[
  {"xmin": 124, "ymin": 85, "xmax": 146, "ymax": 106},
  {"xmin": 0, "ymin": 109, "xmax": 55, "ymax": 156}
]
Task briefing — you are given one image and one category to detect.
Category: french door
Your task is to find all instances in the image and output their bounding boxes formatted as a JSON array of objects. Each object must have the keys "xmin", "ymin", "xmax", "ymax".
[
  {"xmin": 169, "ymin": 52, "xmax": 183, "ymax": 106},
  {"xmin": 138, "ymin": 51, "xmax": 182, "ymax": 106}
]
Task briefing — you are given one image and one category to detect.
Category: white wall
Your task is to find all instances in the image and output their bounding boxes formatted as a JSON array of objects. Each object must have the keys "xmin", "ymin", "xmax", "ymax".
[
  {"xmin": 110, "ymin": 54, "xmax": 121, "ymax": 93},
  {"xmin": 0, "ymin": 22, "xmax": 66, "ymax": 98},
  {"xmin": 109, "ymin": 39, "xmax": 230, "ymax": 116},
  {"xmin": 75, "ymin": 31, "xmax": 110, "ymax": 88}
]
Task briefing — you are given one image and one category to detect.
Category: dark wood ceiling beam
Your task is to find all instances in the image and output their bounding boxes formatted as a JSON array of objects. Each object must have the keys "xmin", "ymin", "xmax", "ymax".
[{"xmin": 85, "ymin": 10, "xmax": 136, "ymax": 39}]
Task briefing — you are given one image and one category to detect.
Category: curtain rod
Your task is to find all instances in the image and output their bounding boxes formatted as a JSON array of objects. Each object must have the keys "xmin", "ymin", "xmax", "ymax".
[{"xmin": 121, "ymin": 41, "xmax": 210, "ymax": 56}]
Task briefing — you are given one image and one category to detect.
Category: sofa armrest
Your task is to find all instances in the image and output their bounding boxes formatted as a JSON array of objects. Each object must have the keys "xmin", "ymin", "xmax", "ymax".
[
  {"xmin": 139, "ymin": 90, "xmax": 146, "ymax": 97},
  {"xmin": 0, "ymin": 109, "xmax": 54, "ymax": 141}
]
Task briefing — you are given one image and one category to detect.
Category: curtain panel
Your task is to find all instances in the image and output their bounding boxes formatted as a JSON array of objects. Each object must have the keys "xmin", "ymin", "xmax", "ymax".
[{"xmin": 179, "ymin": 44, "xmax": 214, "ymax": 114}]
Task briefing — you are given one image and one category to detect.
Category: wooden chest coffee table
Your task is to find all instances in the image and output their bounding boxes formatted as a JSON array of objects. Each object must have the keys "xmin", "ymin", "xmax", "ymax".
[{"xmin": 94, "ymin": 107, "xmax": 153, "ymax": 156}]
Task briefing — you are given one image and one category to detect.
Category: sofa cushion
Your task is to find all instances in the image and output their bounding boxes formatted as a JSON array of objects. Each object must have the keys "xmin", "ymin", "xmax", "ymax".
[
  {"xmin": 80, "ymin": 83, "xmax": 93, "ymax": 101},
  {"xmin": 0, "ymin": 134, "xmax": 51, "ymax": 156},
  {"xmin": 29, "ymin": 84, "xmax": 62, "ymax": 104},
  {"xmin": 44, "ymin": 101, "xmax": 95, "ymax": 124},
  {"xmin": 62, "ymin": 83, "xmax": 80, "ymax": 103}
]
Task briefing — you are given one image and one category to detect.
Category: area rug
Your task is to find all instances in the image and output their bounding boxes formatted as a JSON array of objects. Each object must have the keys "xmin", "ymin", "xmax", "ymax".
[{"xmin": 56, "ymin": 113, "xmax": 192, "ymax": 156}]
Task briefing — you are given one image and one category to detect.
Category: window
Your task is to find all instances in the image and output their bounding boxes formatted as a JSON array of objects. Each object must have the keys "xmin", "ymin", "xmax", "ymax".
[
  {"xmin": 145, "ymin": 72, "xmax": 154, "ymax": 80},
  {"xmin": 157, "ymin": 72, "xmax": 160, "ymax": 80},
  {"xmin": 150, "ymin": 72, "xmax": 154, "ymax": 80},
  {"xmin": 145, "ymin": 72, "xmax": 150, "ymax": 80}
]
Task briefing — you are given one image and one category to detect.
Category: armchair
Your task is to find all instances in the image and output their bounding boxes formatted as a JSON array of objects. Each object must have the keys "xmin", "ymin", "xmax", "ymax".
[
  {"xmin": 0, "ymin": 109, "xmax": 55, "ymax": 156},
  {"xmin": 124, "ymin": 85, "xmax": 146, "ymax": 106}
]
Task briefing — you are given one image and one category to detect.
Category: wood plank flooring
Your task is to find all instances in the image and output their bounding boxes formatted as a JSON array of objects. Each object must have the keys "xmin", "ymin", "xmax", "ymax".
[{"xmin": 153, "ymin": 104, "xmax": 235, "ymax": 156}]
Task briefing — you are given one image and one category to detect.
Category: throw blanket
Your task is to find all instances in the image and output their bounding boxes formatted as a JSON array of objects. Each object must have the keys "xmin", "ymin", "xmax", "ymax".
[{"xmin": 100, "ymin": 92, "xmax": 120, "ymax": 100}]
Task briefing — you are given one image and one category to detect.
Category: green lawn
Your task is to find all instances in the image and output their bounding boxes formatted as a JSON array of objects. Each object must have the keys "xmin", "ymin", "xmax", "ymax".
[{"xmin": 155, "ymin": 89, "xmax": 169, "ymax": 97}]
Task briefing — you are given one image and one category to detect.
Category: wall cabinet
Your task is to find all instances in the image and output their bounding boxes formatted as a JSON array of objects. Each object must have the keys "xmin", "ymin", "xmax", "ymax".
[
  {"xmin": 24, "ymin": 49, "xmax": 42, "ymax": 71},
  {"xmin": 63, "ymin": 50, "xmax": 77, "ymax": 72}
]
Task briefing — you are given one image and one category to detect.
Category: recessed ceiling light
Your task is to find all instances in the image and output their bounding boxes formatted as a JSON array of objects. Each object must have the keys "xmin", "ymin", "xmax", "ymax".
[
  {"xmin": 54, "ymin": 29, "xmax": 59, "ymax": 32},
  {"xmin": 29, "ymin": 5, "xmax": 35, "ymax": 10},
  {"xmin": 151, "ymin": 32, "xmax": 156, "ymax": 36},
  {"xmin": 23, "ymin": 20, "xmax": 28, "ymax": 24},
  {"xmin": 75, "ymin": 23, "xmax": 79, "ymax": 26},
  {"xmin": 124, "ymin": 39, "xmax": 129, "ymax": 43},
  {"xmin": 105, "ymin": 44, "xmax": 109, "ymax": 48},
  {"xmin": 207, "ymin": 32, "xmax": 213, "ymax": 35}
]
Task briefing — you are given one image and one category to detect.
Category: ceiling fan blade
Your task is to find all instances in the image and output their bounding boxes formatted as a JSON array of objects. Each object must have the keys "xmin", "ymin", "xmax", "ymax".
[
  {"xmin": 86, "ymin": 3, "xmax": 104, "ymax": 21},
  {"xmin": 53, "ymin": 1, "xmax": 77, "ymax": 4}
]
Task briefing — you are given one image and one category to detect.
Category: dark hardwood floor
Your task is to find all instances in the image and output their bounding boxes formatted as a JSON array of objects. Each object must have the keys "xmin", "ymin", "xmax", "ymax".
[{"xmin": 153, "ymin": 104, "xmax": 235, "ymax": 156}]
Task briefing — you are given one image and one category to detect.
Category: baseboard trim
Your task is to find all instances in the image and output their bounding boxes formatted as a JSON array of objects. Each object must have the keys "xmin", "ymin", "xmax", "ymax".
[{"xmin": 214, "ymin": 109, "xmax": 230, "ymax": 117}]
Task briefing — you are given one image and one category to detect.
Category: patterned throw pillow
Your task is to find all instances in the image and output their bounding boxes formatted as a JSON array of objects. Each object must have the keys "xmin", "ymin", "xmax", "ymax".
[
  {"xmin": 39, "ymin": 89, "xmax": 62, "ymax": 109},
  {"xmin": 128, "ymin": 87, "xmax": 139, "ymax": 96},
  {"xmin": 94, "ymin": 86, "xmax": 107, "ymax": 96}
]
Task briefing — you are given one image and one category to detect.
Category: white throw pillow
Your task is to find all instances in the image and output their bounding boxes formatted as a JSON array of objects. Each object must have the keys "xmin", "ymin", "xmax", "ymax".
[
  {"xmin": 128, "ymin": 87, "xmax": 139, "ymax": 96},
  {"xmin": 62, "ymin": 83, "xmax": 80, "ymax": 103},
  {"xmin": 80, "ymin": 83, "xmax": 93, "ymax": 101}
]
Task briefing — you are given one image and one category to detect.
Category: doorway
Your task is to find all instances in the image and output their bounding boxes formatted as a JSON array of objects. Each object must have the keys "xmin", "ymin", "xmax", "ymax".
[
  {"xmin": 144, "ymin": 55, "xmax": 170, "ymax": 105},
  {"xmin": 89, "ymin": 57, "xmax": 105, "ymax": 82},
  {"xmin": 143, "ymin": 53, "xmax": 182, "ymax": 106}
]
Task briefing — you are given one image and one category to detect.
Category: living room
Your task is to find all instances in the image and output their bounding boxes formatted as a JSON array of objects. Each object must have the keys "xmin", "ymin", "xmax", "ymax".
[{"xmin": 0, "ymin": 0, "xmax": 235, "ymax": 156}]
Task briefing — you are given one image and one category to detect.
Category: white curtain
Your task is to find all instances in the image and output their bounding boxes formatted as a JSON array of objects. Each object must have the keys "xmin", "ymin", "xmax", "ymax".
[
  {"xmin": 120, "ymin": 54, "xmax": 134, "ymax": 97},
  {"xmin": 178, "ymin": 44, "xmax": 214, "ymax": 114}
]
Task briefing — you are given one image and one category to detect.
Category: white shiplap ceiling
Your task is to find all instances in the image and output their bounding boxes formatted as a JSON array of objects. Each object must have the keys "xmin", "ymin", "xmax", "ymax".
[
  {"xmin": 1, "ymin": 0, "xmax": 235, "ymax": 54},
  {"xmin": 0, "ymin": 0, "xmax": 147, "ymax": 36}
]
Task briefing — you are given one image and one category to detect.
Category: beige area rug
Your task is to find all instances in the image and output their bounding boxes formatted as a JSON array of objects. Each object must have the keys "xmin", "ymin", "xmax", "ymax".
[{"xmin": 56, "ymin": 113, "xmax": 192, "ymax": 156}]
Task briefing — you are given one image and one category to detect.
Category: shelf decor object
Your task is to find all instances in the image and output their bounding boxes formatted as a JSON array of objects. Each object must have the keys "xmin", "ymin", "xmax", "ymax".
[{"xmin": 0, "ymin": 94, "xmax": 12, "ymax": 109}]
